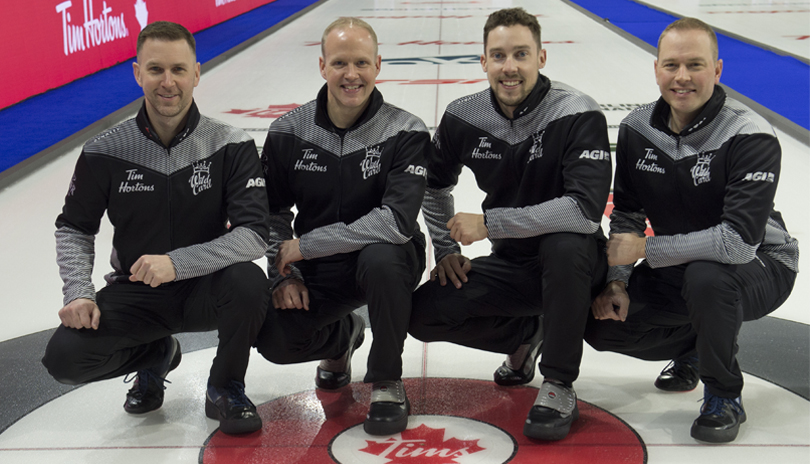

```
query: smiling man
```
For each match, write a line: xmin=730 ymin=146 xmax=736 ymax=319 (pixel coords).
xmin=254 ymin=17 xmax=429 ymax=436
xmin=41 ymin=22 xmax=271 ymax=435
xmin=585 ymin=18 xmax=798 ymax=443
xmin=408 ymin=8 xmax=611 ymax=441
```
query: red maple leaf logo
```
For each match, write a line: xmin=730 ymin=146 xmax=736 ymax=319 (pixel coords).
xmin=359 ymin=424 xmax=485 ymax=463
xmin=224 ymin=104 xmax=301 ymax=119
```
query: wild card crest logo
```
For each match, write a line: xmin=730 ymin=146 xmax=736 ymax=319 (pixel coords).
xmin=528 ymin=130 xmax=544 ymax=163
xmin=690 ymin=152 xmax=715 ymax=186
xmin=189 ymin=161 xmax=213 ymax=195
xmin=361 ymin=146 xmax=383 ymax=180
xmin=359 ymin=424 xmax=485 ymax=463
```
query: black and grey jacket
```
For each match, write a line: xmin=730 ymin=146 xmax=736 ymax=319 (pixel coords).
xmin=55 ymin=101 xmax=271 ymax=305
xmin=609 ymin=85 xmax=799 ymax=283
xmin=425 ymin=73 xmax=612 ymax=264
xmin=261 ymin=85 xmax=429 ymax=286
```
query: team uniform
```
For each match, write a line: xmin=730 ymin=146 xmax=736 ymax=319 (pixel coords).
xmin=255 ymin=85 xmax=428 ymax=385
xmin=410 ymin=74 xmax=611 ymax=390
xmin=42 ymin=101 xmax=271 ymax=391
xmin=585 ymin=86 xmax=798 ymax=399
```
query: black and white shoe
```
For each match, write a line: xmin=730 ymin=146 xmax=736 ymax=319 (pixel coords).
xmin=690 ymin=389 xmax=746 ymax=443
xmin=524 ymin=380 xmax=579 ymax=441
xmin=494 ymin=316 xmax=543 ymax=386
xmin=205 ymin=380 xmax=262 ymax=435
xmin=316 ymin=312 xmax=365 ymax=390
xmin=123 ymin=336 xmax=182 ymax=414
xmin=364 ymin=380 xmax=410 ymax=436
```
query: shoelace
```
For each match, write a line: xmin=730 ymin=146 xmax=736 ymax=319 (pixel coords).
xmin=700 ymin=394 xmax=743 ymax=416
xmin=222 ymin=381 xmax=253 ymax=409
xmin=123 ymin=370 xmax=171 ymax=396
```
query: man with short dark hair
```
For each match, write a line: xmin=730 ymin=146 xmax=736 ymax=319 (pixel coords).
xmin=585 ymin=17 xmax=798 ymax=444
xmin=409 ymin=7 xmax=611 ymax=441
xmin=41 ymin=21 xmax=270 ymax=435
xmin=255 ymin=17 xmax=429 ymax=436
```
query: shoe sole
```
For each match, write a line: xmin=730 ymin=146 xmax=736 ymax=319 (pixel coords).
xmin=690 ymin=413 xmax=746 ymax=443
xmin=205 ymin=399 xmax=262 ymax=435
xmin=363 ymin=399 xmax=410 ymax=436
xmin=654 ymin=381 xmax=698 ymax=392
xmin=690 ymin=422 xmax=740 ymax=443
xmin=123 ymin=397 xmax=164 ymax=415
xmin=523 ymin=407 xmax=579 ymax=441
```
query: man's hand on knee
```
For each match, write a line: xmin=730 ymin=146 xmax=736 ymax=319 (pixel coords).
xmin=431 ymin=253 xmax=472 ymax=289
xmin=59 ymin=298 xmax=101 ymax=330
xmin=273 ymin=279 xmax=310 ymax=310
xmin=591 ymin=281 xmax=629 ymax=321
xmin=129 ymin=255 xmax=176 ymax=287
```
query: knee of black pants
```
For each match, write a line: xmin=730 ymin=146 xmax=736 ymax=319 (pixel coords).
xmin=218 ymin=262 xmax=270 ymax=300
xmin=214 ymin=262 xmax=270 ymax=315
xmin=254 ymin=307 xmax=312 ymax=365
xmin=41 ymin=328 xmax=87 ymax=385
xmin=536 ymin=232 xmax=593 ymax=271
xmin=682 ymin=261 xmax=739 ymax=322
xmin=409 ymin=280 xmax=454 ymax=343
xmin=583 ymin=314 xmax=622 ymax=353
xmin=356 ymin=243 xmax=417 ymax=289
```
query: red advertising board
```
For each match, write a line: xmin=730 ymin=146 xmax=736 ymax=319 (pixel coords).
xmin=0 ymin=0 xmax=277 ymax=110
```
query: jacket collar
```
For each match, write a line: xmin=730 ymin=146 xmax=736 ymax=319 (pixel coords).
xmin=651 ymin=85 xmax=726 ymax=136
xmin=489 ymin=73 xmax=551 ymax=120
xmin=314 ymin=84 xmax=384 ymax=132
xmin=136 ymin=99 xmax=200 ymax=148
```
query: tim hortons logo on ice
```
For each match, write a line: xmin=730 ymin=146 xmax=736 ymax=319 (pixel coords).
xmin=359 ymin=424 xmax=485 ymax=463
xmin=55 ymin=0 xmax=132 ymax=56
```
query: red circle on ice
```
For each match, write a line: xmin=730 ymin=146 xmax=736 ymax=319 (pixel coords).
xmin=201 ymin=378 xmax=646 ymax=463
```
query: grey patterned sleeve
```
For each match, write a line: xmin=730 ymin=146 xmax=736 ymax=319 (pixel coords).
xmin=298 ymin=206 xmax=409 ymax=260
xmin=168 ymin=226 xmax=268 ymax=280
xmin=485 ymin=196 xmax=599 ymax=239
xmin=645 ymin=221 xmax=757 ymax=268
xmin=266 ymin=208 xmax=304 ymax=287
xmin=55 ymin=226 xmax=97 ymax=305
xmin=422 ymin=185 xmax=461 ymax=263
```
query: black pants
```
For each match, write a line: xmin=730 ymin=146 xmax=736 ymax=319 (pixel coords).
xmin=409 ymin=233 xmax=607 ymax=384
xmin=42 ymin=262 xmax=269 ymax=388
xmin=254 ymin=241 xmax=425 ymax=383
xmin=584 ymin=253 xmax=796 ymax=398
